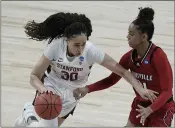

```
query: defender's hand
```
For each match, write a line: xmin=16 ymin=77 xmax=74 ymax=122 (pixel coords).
xmin=136 ymin=105 xmax=153 ymax=126
xmin=73 ymin=87 xmax=89 ymax=100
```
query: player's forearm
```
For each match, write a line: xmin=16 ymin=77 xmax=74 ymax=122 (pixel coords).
xmin=30 ymin=74 xmax=45 ymax=92
xmin=150 ymin=90 xmax=173 ymax=112
xmin=122 ymin=70 xmax=143 ymax=91
xmin=87 ymin=73 xmax=121 ymax=93
xmin=105 ymin=61 xmax=142 ymax=92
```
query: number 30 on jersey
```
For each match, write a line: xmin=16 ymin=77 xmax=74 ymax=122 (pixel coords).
xmin=61 ymin=71 xmax=78 ymax=81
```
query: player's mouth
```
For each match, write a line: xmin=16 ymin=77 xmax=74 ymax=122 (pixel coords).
xmin=128 ymin=41 xmax=133 ymax=47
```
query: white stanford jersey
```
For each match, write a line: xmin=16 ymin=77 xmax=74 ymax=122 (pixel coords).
xmin=43 ymin=37 xmax=105 ymax=90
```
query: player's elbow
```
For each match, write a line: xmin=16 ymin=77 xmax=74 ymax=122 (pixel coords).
xmin=162 ymin=87 xmax=173 ymax=98
xmin=164 ymin=88 xmax=173 ymax=93
xmin=30 ymin=74 xmax=36 ymax=86
xmin=30 ymin=72 xmax=41 ymax=87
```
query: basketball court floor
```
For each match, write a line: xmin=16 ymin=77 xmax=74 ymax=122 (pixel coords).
xmin=1 ymin=1 xmax=174 ymax=127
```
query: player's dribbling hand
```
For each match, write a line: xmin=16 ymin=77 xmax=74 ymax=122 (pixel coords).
xmin=136 ymin=105 xmax=153 ymax=126
xmin=73 ymin=87 xmax=89 ymax=100
xmin=38 ymin=87 xmax=55 ymax=94
xmin=139 ymin=88 xmax=159 ymax=103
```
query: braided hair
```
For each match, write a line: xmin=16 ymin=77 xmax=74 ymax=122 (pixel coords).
xmin=24 ymin=12 xmax=92 ymax=44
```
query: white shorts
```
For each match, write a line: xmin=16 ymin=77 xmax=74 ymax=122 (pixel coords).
xmin=42 ymin=76 xmax=78 ymax=118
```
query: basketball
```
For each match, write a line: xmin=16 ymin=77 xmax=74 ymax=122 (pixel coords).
xmin=33 ymin=91 xmax=62 ymax=120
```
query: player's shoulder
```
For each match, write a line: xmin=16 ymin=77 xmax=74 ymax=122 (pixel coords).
xmin=118 ymin=49 xmax=133 ymax=66
xmin=121 ymin=48 xmax=133 ymax=59
xmin=150 ymin=42 xmax=169 ymax=64
xmin=85 ymin=41 xmax=94 ymax=48
xmin=151 ymin=43 xmax=166 ymax=57
xmin=83 ymin=41 xmax=97 ymax=52
xmin=47 ymin=37 xmax=66 ymax=49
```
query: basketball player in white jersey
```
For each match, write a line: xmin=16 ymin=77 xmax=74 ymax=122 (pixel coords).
xmin=13 ymin=12 xmax=158 ymax=127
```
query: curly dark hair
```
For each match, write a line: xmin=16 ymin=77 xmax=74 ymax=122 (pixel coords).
xmin=24 ymin=12 xmax=92 ymax=44
xmin=133 ymin=7 xmax=155 ymax=41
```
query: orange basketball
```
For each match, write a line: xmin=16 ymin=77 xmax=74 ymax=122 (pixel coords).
xmin=33 ymin=91 xmax=62 ymax=120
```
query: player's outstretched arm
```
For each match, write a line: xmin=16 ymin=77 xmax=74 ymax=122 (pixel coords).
xmin=99 ymin=53 xmax=158 ymax=102
xmin=100 ymin=54 xmax=140 ymax=89
xmin=86 ymin=52 xmax=130 ymax=93
xmin=73 ymin=51 xmax=130 ymax=100
xmin=73 ymin=53 xmax=158 ymax=101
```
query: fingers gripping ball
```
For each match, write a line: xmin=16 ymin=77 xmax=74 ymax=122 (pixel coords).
xmin=33 ymin=91 xmax=62 ymax=120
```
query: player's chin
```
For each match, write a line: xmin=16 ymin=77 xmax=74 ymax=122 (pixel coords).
xmin=128 ymin=42 xmax=135 ymax=48
xmin=128 ymin=43 xmax=133 ymax=47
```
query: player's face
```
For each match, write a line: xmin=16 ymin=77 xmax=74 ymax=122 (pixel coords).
xmin=127 ymin=23 xmax=144 ymax=49
xmin=67 ymin=35 xmax=87 ymax=56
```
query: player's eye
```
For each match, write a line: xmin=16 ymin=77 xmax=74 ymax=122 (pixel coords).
xmin=74 ymin=43 xmax=86 ymax=47
xmin=74 ymin=43 xmax=80 ymax=46
xmin=128 ymin=33 xmax=134 ymax=36
xmin=128 ymin=31 xmax=135 ymax=36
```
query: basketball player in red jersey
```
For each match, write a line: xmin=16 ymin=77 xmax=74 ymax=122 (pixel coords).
xmin=74 ymin=7 xmax=175 ymax=127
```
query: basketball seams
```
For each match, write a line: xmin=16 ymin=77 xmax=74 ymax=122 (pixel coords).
xmin=37 ymin=95 xmax=49 ymax=118
xmin=54 ymin=95 xmax=62 ymax=115
xmin=49 ymin=92 xmax=52 ymax=119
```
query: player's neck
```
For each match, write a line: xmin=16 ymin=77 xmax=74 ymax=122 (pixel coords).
xmin=136 ymin=41 xmax=150 ymax=58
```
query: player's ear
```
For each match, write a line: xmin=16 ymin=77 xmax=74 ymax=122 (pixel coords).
xmin=141 ymin=33 xmax=148 ymax=42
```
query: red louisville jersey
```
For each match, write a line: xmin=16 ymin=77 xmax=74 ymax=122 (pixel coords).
xmin=127 ymin=42 xmax=173 ymax=101
xmin=88 ymin=42 xmax=173 ymax=111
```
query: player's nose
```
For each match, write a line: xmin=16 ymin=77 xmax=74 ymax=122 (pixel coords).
xmin=127 ymin=35 xmax=132 ymax=42
xmin=127 ymin=34 xmax=130 ymax=40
